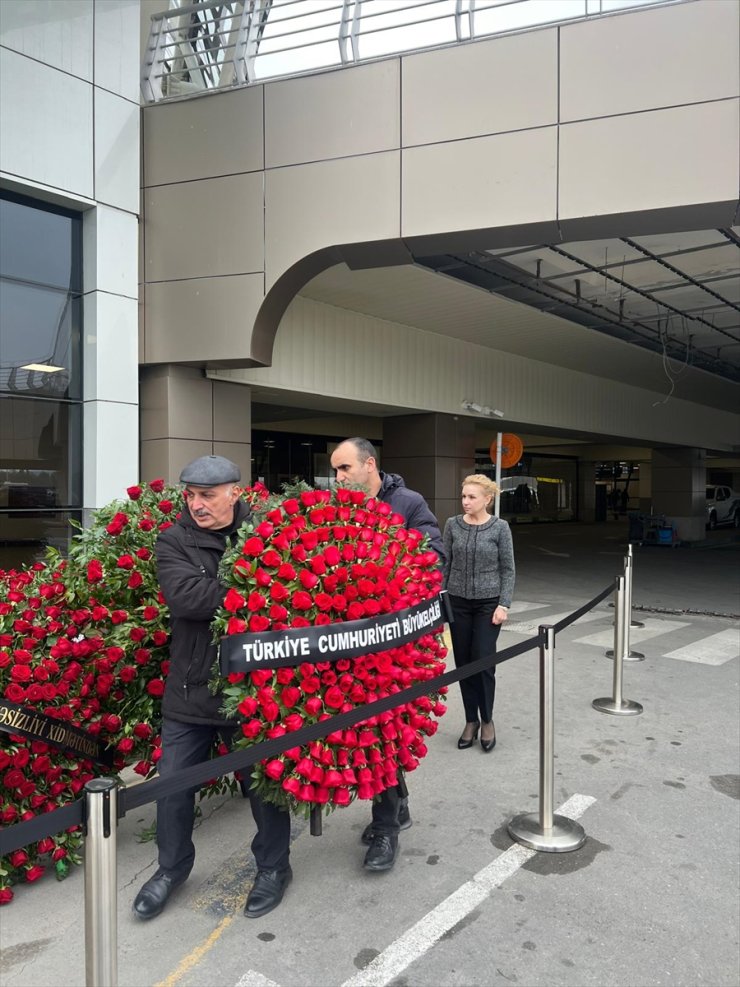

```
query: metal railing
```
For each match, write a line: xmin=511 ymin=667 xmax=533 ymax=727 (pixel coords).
xmin=142 ymin=0 xmax=681 ymax=102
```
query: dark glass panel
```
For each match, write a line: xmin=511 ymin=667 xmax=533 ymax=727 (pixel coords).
xmin=0 ymin=509 xmax=81 ymax=571
xmin=0 ymin=280 xmax=82 ymax=399
xmin=0 ymin=193 xmax=81 ymax=291
xmin=0 ymin=397 xmax=82 ymax=508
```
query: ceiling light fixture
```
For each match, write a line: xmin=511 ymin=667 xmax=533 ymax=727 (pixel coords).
xmin=21 ymin=363 xmax=65 ymax=373
xmin=461 ymin=399 xmax=504 ymax=418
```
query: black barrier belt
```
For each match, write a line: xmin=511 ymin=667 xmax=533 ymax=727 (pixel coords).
xmin=551 ymin=583 xmax=613 ymax=634
xmin=0 ymin=583 xmax=612 ymax=856
xmin=0 ymin=700 xmax=115 ymax=768
xmin=0 ymin=631 xmax=538 ymax=855
xmin=220 ymin=593 xmax=446 ymax=673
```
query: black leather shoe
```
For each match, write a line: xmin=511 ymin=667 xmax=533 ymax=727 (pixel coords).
xmin=480 ymin=722 xmax=497 ymax=752
xmin=363 ymin=834 xmax=398 ymax=872
xmin=457 ymin=722 xmax=480 ymax=749
xmin=132 ymin=872 xmax=185 ymax=920
xmin=360 ymin=798 xmax=412 ymax=845
xmin=244 ymin=866 xmax=293 ymax=918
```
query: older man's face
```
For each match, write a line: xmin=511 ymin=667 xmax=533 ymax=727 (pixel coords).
xmin=183 ymin=482 xmax=240 ymax=530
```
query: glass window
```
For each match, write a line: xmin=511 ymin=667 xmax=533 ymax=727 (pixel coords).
xmin=0 ymin=192 xmax=82 ymax=569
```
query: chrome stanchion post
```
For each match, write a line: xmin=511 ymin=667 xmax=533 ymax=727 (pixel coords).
xmin=606 ymin=551 xmax=645 ymax=661
xmin=84 ymin=778 xmax=118 ymax=987
xmin=627 ymin=544 xmax=644 ymax=628
xmin=594 ymin=577 xmax=643 ymax=716
xmin=508 ymin=625 xmax=586 ymax=852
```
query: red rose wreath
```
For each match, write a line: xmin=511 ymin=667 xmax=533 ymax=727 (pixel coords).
xmin=214 ymin=485 xmax=448 ymax=815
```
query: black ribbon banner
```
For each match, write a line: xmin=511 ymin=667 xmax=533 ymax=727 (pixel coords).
xmin=0 ymin=700 xmax=115 ymax=768
xmin=220 ymin=592 xmax=447 ymax=674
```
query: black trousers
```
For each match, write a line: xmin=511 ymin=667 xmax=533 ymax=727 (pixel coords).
xmin=447 ymin=595 xmax=501 ymax=724
xmin=155 ymin=718 xmax=291 ymax=879
xmin=154 ymin=719 xmax=398 ymax=879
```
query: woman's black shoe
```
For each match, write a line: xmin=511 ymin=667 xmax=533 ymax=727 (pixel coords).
xmin=457 ymin=722 xmax=480 ymax=749
xmin=480 ymin=723 xmax=496 ymax=752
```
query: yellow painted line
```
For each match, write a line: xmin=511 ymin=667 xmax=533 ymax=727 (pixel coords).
xmin=154 ymin=913 xmax=237 ymax=987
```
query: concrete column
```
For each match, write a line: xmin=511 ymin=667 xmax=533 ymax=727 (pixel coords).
xmin=577 ymin=460 xmax=597 ymax=522
xmin=650 ymin=447 xmax=706 ymax=543
xmin=380 ymin=413 xmax=475 ymax=528
xmin=139 ymin=365 xmax=251 ymax=485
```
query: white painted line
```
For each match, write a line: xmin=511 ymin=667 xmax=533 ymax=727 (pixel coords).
xmin=508 ymin=600 xmax=550 ymax=614
xmin=340 ymin=794 xmax=596 ymax=987
xmin=504 ymin=610 xmax=604 ymax=635
xmin=235 ymin=971 xmax=281 ymax=987
xmin=574 ymin=617 xmax=689 ymax=648
xmin=664 ymin=628 xmax=740 ymax=666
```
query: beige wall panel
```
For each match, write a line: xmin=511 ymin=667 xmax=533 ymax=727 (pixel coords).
xmin=212 ymin=296 xmax=739 ymax=452
xmin=143 ymin=86 xmax=264 ymax=187
xmin=140 ymin=438 xmax=213 ymax=485
xmin=560 ymin=1 xmax=739 ymax=122
xmin=213 ymin=381 xmax=252 ymax=443
xmin=402 ymin=127 xmax=556 ymax=237
xmin=265 ymin=60 xmax=400 ymax=168
xmin=144 ymin=274 xmax=265 ymax=364
xmin=264 ymin=152 xmax=400 ymax=288
xmin=213 ymin=441 xmax=252 ymax=483
xmin=402 ymin=29 xmax=557 ymax=146
xmin=559 ymin=100 xmax=739 ymax=221
xmin=145 ymin=172 xmax=264 ymax=282
xmin=139 ymin=369 xmax=212 ymax=440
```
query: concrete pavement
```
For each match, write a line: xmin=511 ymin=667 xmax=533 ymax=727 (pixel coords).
xmin=1 ymin=519 xmax=738 ymax=987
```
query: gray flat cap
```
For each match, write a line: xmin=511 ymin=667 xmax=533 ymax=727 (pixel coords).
xmin=179 ymin=455 xmax=241 ymax=486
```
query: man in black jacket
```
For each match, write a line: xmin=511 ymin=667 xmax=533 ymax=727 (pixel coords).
xmin=330 ymin=437 xmax=445 ymax=872
xmin=132 ymin=454 xmax=262 ymax=920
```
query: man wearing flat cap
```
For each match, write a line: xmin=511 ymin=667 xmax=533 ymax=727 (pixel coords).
xmin=133 ymin=454 xmax=258 ymax=920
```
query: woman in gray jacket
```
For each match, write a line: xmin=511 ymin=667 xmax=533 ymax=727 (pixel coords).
xmin=443 ymin=475 xmax=515 ymax=752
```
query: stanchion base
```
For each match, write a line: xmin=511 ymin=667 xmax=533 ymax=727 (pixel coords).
xmin=605 ymin=649 xmax=645 ymax=661
xmin=592 ymin=697 xmax=643 ymax=716
xmin=630 ymin=620 xmax=645 ymax=628
xmin=507 ymin=812 xmax=586 ymax=852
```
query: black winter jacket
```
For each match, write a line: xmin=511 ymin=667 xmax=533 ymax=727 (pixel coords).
xmin=155 ymin=500 xmax=251 ymax=725
xmin=378 ymin=472 xmax=446 ymax=564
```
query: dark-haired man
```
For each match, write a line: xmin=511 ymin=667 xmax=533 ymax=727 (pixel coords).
xmin=330 ymin=437 xmax=445 ymax=872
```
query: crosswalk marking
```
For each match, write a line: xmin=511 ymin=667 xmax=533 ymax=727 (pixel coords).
xmin=664 ymin=628 xmax=740 ymax=666
xmin=504 ymin=609 xmax=605 ymax=635
xmin=574 ymin=617 xmax=690 ymax=649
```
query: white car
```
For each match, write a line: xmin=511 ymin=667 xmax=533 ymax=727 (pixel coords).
xmin=706 ymin=485 xmax=740 ymax=529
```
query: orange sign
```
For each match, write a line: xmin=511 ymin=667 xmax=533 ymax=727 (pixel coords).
xmin=489 ymin=433 xmax=523 ymax=469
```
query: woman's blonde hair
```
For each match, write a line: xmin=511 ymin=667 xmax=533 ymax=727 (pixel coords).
xmin=462 ymin=474 xmax=500 ymax=503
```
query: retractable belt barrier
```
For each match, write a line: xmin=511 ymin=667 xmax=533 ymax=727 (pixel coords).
xmin=0 ymin=579 xmax=625 ymax=857
xmin=0 ymin=625 xmax=538 ymax=856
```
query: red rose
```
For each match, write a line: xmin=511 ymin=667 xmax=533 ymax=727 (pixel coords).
xmin=291 ymin=591 xmax=313 ymax=612
xmin=10 ymin=850 xmax=29 ymax=868
xmin=152 ymin=630 xmax=168 ymax=646
xmin=119 ymin=665 xmax=137 ymax=683
xmin=117 ymin=554 xmax=135 ymax=569
xmin=264 ymin=760 xmax=285 ymax=780
xmin=142 ymin=605 xmax=159 ymax=620
xmin=248 ymin=614 xmax=270 ymax=632
xmin=224 ymin=588 xmax=246 ymax=613
xmin=146 ymin=679 xmax=165 ymax=697
xmin=117 ymin=737 xmax=135 ymax=754
xmin=86 ymin=560 xmax=104 ymax=583
xmin=149 ymin=478 xmax=165 ymax=492
xmin=127 ymin=485 xmax=142 ymax=500
xmin=158 ymin=499 xmax=173 ymax=514
xmin=128 ymin=572 xmax=144 ymax=589
xmin=110 ymin=610 xmax=128 ymax=624
xmin=247 ymin=592 xmax=266 ymax=612
xmin=242 ymin=537 xmax=265 ymax=557
xmin=269 ymin=583 xmax=290 ymax=603
xmin=25 ymin=865 xmax=46 ymax=882
xmin=280 ymin=686 xmax=301 ymax=708
xmin=299 ymin=570 xmax=319 ymax=590
xmin=227 ymin=617 xmax=247 ymax=635
xmin=0 ymin=887 xmax=14 ymax=905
